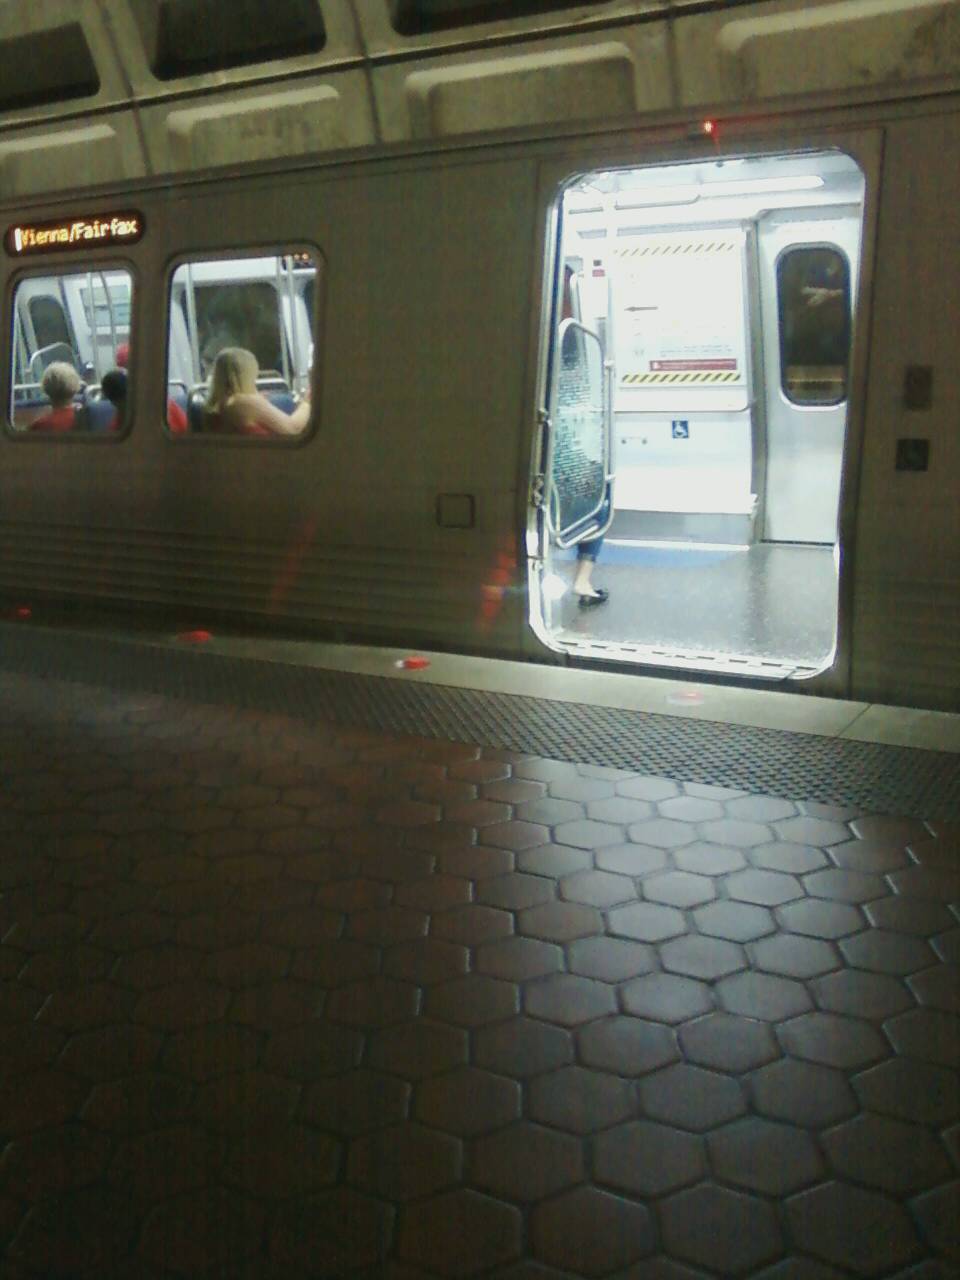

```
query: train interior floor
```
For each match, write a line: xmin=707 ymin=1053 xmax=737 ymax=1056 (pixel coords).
xmin=0 ymin=619 xmax=957 ymax=1278
xmin=546 ymin=541 xmax=837 ymax=674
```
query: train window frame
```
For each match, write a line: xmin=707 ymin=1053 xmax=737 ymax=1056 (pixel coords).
xmin=6 ymin=260 xmax=138 ymax=444
xmin=776 ymin=242 xmax=852 ymax=408
xmin=163 ymin=244 xmax=322 ymax=447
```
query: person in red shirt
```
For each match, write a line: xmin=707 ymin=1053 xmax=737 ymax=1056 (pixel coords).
xmin=29 ymin=363 xmax=81 ymax=433
xmin=115 ymin=340 xmax=189 ymax=433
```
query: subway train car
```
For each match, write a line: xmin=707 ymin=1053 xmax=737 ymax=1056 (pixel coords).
xmin=0 ymin=0 xmax=958 ymax=711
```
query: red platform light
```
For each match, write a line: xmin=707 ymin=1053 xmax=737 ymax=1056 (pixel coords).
xmin=177 ymin=629 xmax=212 ymax=644
xmin=396 ymin=655 xmax=430 ymax=670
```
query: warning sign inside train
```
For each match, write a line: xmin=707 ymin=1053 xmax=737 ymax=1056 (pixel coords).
xmin=5 ymin=211 xmax=144 ymax=257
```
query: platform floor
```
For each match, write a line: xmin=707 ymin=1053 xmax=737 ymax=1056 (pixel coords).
xmin=0 ymin=624 xmax=957 ymax=1278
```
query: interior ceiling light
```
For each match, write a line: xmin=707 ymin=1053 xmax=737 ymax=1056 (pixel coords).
xmin=614 ymin=186 xmax=702 ymax=209
xmin=700 ymin=175 xmax=825 ymax=196
xmin=613 ymin=173 xmax=824 ymax=210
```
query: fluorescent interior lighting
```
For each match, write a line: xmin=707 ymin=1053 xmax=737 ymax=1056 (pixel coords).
xmin=699 ymin=175 xmax=825 ymax=196
xmin=615 ymin=187 xmax=702 ymax=209
xmin=613 ymin=174 xmax=825 ymax=211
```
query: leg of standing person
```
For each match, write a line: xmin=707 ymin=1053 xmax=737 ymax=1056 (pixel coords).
xmin=573 ymin=530 xmax=609 ymax=607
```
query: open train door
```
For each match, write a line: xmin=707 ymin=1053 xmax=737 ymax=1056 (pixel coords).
xmin=529 ymin=145 xmax=875 ymax=681
xmin=543 ymin=317 xmax=614 ymax=554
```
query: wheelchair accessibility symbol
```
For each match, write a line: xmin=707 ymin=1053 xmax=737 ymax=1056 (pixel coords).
xmin=672 ymin=419 xmax=689 ymax=439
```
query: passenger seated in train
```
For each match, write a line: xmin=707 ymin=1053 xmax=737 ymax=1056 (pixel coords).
xmin=204 ymin=347 xmax=310 ymax=437
xmin=116 ymin=341 xmax=188 ymax=433
xmin=28 ymin=362 xmax=83 ymax=434
xmin=99 ymin=369 xmax=127 ymax=433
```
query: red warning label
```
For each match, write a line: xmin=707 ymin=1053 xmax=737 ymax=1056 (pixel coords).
xmin=649 ymin=358 xmax=738 ymax=371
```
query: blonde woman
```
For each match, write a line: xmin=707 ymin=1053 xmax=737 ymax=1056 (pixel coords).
xmin=29 ymin=362 xmax=82 ymax=433
xmin=205 ymin=347 xmax=310 ymax=438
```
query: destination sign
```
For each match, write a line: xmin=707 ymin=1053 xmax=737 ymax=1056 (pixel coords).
xmin=5 ymin=211 xmax=143 ymax=257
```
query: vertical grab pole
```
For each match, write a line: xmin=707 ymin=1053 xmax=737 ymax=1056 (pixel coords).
xmin=97 ymin=271 xmax=119 ymax=366
xmin=84 ymin=271 xmax=102 ymax=384
xmin=275 ymin=257 xmax=292 ymax=391
xmin=286 ymin=255 xmax=302 ymax=393
xmin=183 ymin=263 xmax=202 ymax=385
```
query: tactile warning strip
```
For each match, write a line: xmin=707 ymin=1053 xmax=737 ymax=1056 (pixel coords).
xmin=1 ymin=623 xmax=957 ymax=819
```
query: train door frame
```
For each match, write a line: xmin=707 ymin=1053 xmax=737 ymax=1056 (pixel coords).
xmin=526 ymin=126 xmax=882 ymax=700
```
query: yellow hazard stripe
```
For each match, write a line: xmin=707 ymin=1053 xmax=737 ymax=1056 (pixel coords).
xmin=615 ymin=241 xmax=736 ymax=257
xmin=620 ymin=371 xmax=741 ymax=385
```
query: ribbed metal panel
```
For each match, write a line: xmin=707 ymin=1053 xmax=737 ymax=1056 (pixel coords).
xmin=0 ymin=521 xmax=500 ymax=638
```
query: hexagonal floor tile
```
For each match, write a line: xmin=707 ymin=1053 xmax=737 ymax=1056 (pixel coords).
xmin=812 ymin=969 xmax=914 ymax=1021
xmin=347 ymin=1122 xmax=462 ymax=1201
xmin=717 ymin=971 xmax=812 ymax=1021
xmin=644 ymin=872 xmax=716 ymax=909
xmin=884 ymin=1008 xmax=960 ymax=1067
xmin=777 ymin=1011 xmax=888 ymax=1070
xmin=524 ymin=974 xmax=617 ymax=1027
xmin=566 ymin=936 xmax=656 ymax=983
xmin=475 ymin=1017 xmax=574 ymax=1079
xmin=853 ymin=1058 xmax=960 ymax=1126
xmin=786 ymin=1181 xmax=921 ymax=1275
xmin=708 ymin=1117 xmax=823 ymax=1194
xmin=415 ymin=1067 xmax=521 ymax=1137
xmin=750 ymin=1059 xmax=856 ymax=1128
xmin=776 ymin=899 xmax=865 ymax=939
xmin=694 ymin=900 xmax=776 ymax=942
xmin=609 ymin=903 xmax=686 ymax=944
xmin=518 ymin=902 xmax=602 ymax=944
xmin=621 ymin=973 xmax=714 ymax=1024
xmin=678 ymin=1013 xmax=780 ymax=1073
xmin=660 ymin=935 xmax=747 ymax=981
xmin=659 ymin=1183 xmax=783 ymax=1275
xmin=561 ymin=869 xmax=637 ymax=909
xmin=640 ymin=1063 xmax=747 ymax=1132
xmin=821 ymin=1114 xmax=952 ymax=1195
xmin=594 ymin=1120 xmax=706 ymax=1196
xmin=528 ymin=1065 xmax=636 ymax=1134
xmin=577 ymin=1016 xmax=679 ymax=1076
xmin=472 ymin=1121 xmax=584 ymax=1202
xmin=425 ymin=976 xmax=519 ymax=1028
xmin=476 ymin=936 xmax=563 ymax=982
xmin=530 ymin=1186 xmax=655 ymax=1276
xmin=911 ymin=1181 xmax=960 ymax=1265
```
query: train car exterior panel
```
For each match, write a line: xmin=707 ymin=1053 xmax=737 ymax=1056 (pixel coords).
xmin=850 ymin=112 xmax=960 ymax=710
xmin=1 ymin=0 xmax=959 ymax=709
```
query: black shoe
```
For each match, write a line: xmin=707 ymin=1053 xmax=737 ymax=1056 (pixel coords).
xmin=578 ymin=588 xmax=609 ymax=609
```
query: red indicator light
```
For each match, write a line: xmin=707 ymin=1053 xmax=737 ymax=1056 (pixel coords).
xmin=177 ymin=629 xmax=212 ymax=644
xmin=14 ymin=605 xmax=31 ymax=619
xmin=703 ymin=119 xmax=716 ymax=135
xmin=396 ymin=655 xmax=430 ymax=670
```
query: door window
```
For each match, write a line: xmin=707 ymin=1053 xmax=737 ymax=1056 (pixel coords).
xmin=28 ymin=296 xmax=71 ymax=350
xmin=777 ymin=246 xmax=851 ymax=405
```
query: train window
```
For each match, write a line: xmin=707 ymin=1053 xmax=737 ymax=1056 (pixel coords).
xmin=28 ymin=297 xmax=71 ymax=351
xmin=777 ymin=246 xmax=851 ymax=406
xmin=391 ymin=0 xmax=610 ymax=34
xmin=166 ymin=250 xmax=318 ymax=441
xmin=9 ymin=269 xmax=133 ymax=438
xmin=136 ymin=0 xmax=326 ymax=80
